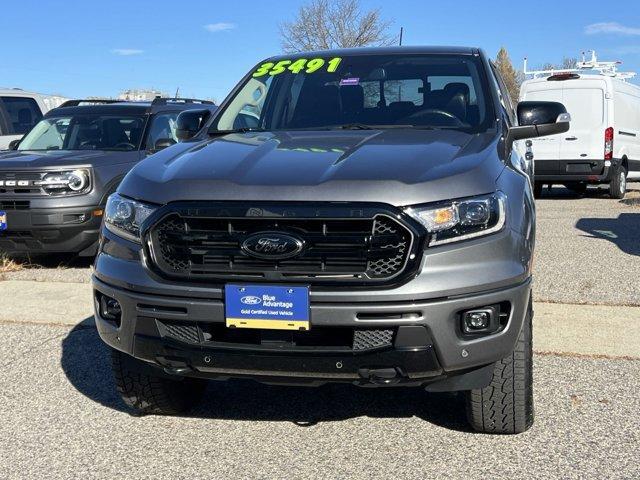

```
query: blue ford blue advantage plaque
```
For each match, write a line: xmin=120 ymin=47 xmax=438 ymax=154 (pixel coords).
xmin=225 ymin=284 xmax=310 ymax=331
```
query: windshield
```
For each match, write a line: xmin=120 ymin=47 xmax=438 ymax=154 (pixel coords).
xmin=18 ymin=114 xmax=146 ymax=151
xmin=214 ymin=54 xmax=495 ymax=133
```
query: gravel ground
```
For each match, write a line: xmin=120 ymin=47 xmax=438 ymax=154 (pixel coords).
xmin=533 ymin=182 xmax=640 ymax=306
xmin=0 ymin=321 xmax=638 ymax=480
xmin=2 ymin=183 xmax=639 ymax=305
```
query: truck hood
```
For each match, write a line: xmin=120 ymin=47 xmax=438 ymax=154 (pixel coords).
xmin=0 ymin=149 xmax=140 ymax=169
xmin=119 ymin=129 xmax=503 ymax=207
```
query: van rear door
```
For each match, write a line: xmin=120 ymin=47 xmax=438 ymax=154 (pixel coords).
xmin=558 ymin=81 xmax=607 ymax=161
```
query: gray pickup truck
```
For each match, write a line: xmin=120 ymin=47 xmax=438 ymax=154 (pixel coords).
xmin=92 ymin=46 xmax=569 ymax=433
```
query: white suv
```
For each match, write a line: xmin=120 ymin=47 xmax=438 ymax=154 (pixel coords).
xmin=0 ymin=88 xmax=67 ymax=150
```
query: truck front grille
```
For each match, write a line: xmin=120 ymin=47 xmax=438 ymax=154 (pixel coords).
xmin=157 ymin=320 xmax=396 ymax=352
xmin=146 ymin=204 xmax=418 ymax=285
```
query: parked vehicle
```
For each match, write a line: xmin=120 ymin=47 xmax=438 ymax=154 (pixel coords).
xmin=0 ymin=98 xmax=215 ymax=255
xmin=93 ymin=46 xmax=569 ymax=433
xmin=521 ymin=51 xmax=640 ymax=198
xmin=0 ymin=88 xmax=67 ymax=150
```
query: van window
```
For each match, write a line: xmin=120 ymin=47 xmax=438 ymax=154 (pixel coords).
xmin=0 ymin=96 xmax=43 ymax=134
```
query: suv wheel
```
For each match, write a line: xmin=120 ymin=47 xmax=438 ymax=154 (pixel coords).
xmin=111 ymin=348 xmax=206 ymax=415
xmin=465 ymin=299 xmax=534 ymax=434
xmin=609 ymin=165 xmax=627 ymax=199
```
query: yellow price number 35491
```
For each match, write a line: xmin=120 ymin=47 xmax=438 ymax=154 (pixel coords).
xmin=252 ymin=57 xmax=342 ymax=77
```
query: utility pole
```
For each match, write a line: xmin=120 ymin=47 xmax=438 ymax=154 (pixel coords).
xmin=399 ymin=27 xmax=403 ymax=46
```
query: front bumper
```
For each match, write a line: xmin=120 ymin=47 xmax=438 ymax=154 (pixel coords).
xmin=0 ymin=204 xmax=102 ymax=255
xmin=534 ymin=158 xmax=621 ymax=183
xmin=93 ymin=272 xmax=532 ymax=387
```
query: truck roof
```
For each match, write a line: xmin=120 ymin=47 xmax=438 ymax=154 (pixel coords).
xmin=267 ymin=46 xmax=481 ymax=61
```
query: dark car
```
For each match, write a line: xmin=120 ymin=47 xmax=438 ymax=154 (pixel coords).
xmin=92 ymin=47 xmax=569 ymax=433
xmin=0 ymin=98 xmax=215 ymax=256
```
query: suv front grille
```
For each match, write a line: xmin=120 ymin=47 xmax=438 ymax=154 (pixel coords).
xmin=146 ymin=205 xmax=417 ymax=285
xmin=0 ymin=200 xmax=30 ymax=210
xmin=0 ymin=172 xmax=44 ymax=195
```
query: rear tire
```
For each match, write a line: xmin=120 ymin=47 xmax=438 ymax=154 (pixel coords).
xmin=609 ymin=165 xmax=627 ymax=199
xmin=111 ymin=348 xmax=206 ymax=415
xmin=533 ymin=182 xmax=543 ymax=199
xmin=465 ymin=300 xmax=534 ymax=434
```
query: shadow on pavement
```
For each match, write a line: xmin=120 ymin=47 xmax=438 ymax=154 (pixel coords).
xmin=575 ymin=213 xmax=640 ymax=257
xmin=537 ymin=184 xmax=612 ymax=200
xmin=61 ymin=317 xmax=471 ymax=431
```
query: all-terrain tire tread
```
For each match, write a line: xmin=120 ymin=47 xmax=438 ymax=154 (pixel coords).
xmin=465 ymin=300 xmax=534 ymax=434
xmin=111 ymin=349 xmax=205 ymax=415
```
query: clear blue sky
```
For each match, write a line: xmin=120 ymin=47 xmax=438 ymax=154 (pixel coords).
xmin=2 ymin=0 xmax=640 ymax=102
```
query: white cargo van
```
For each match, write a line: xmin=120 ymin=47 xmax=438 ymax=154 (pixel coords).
xmin=520 ymin=54 xmax=640 ymax=198
xmin=0 ymin=88 xmax=68 ymax=150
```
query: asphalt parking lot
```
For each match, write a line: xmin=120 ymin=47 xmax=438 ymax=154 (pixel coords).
xmin=534 ymin=182 xmax=640 ymax=306
xmin=0 ymin=321 xmax=638 ymax=479
xmin=0 ymin=183 xmax=639 ymax=479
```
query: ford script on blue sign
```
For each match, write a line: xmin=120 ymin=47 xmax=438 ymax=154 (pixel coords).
xmin=225 ymin=284 xmax=310 ymax=331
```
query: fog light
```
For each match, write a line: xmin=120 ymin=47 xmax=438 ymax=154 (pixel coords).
xmin=462 ymin=307 xmax=496 ymax=334
xmin=99 ymin=294 xmax=122 ymax=326
xmin=468 ymin=312 xmax=489 ymax=329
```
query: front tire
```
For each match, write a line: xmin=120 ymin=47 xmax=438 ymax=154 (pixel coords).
xmin=465 ymin=300 xmax=534 ymax=434
xmin=111 ymin=348 xmax=206 ymax=415
xmin=609 ymin=165 xmax=627 ymax=199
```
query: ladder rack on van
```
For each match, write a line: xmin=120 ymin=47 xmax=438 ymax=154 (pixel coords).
xmin=523 ymin=51 xmax=636 ymax=81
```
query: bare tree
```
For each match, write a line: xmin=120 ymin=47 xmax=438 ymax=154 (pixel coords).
xmin=540 ymin=57 xmax=578 ymax=71
xmin=279 ymin=0 xmax=395 ymax=53
xmin=561 ymin=57 xmax=578 ymax=69
xmin=495 ymin=47 xmax=522 ymax=105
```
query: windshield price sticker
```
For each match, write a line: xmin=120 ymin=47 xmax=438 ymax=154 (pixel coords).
xmin=253 ymin=57 xmax=342 ymax=77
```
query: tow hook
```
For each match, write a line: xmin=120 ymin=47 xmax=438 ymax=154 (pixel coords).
xmin=156 ymin=356 xmax=193 ymax=376
xmin=358 ymin=367 xmax=403 ymax=385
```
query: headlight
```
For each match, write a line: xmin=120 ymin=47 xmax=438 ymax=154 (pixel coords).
xmin=35 ymin=169 xmax=91 ymax=195
xmin=406 ymin=192 xmax=506 ymax=246
xmin=104 ymin=193 xmax=157 ymax=242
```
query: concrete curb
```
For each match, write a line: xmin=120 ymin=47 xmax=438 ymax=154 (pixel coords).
xmin=0 ymin=280 xmax=638 ymax=358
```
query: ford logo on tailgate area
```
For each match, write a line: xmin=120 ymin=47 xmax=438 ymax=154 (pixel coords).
xmin=241 ymin=232 xmax=305 ymax=260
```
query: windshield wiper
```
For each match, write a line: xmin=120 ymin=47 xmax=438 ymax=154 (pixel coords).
xmin=329 ymin=123 xmax=416 ymax=130
xmin=209 ymin=127 xmax=266 ymax=136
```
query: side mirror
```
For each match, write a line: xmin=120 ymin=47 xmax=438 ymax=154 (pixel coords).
xmin=153 ymin=138 xmax=176 ymax=152
xmin=8 ymin=139 xmax=21 ymax=150
xmin=175 ymin=109 xmax=212 ymax=141
xmin=506 ymin=101 xmax=571 ymax=145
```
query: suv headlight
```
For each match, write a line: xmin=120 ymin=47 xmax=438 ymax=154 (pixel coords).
xmin=104 ymin=193 xmax=157 ymax=242
xmin=406 ymin=192 xmax=506 ymax=246
xmin=35 ymin=169 xmax=91 ymax=195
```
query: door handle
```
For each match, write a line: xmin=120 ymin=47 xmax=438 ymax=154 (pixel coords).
xmin=565 ymin=136 xmax=578 ymax=141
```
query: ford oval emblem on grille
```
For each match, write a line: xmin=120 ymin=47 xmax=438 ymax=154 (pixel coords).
xmin=241 ymin=232 xmax=305 ymax=260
